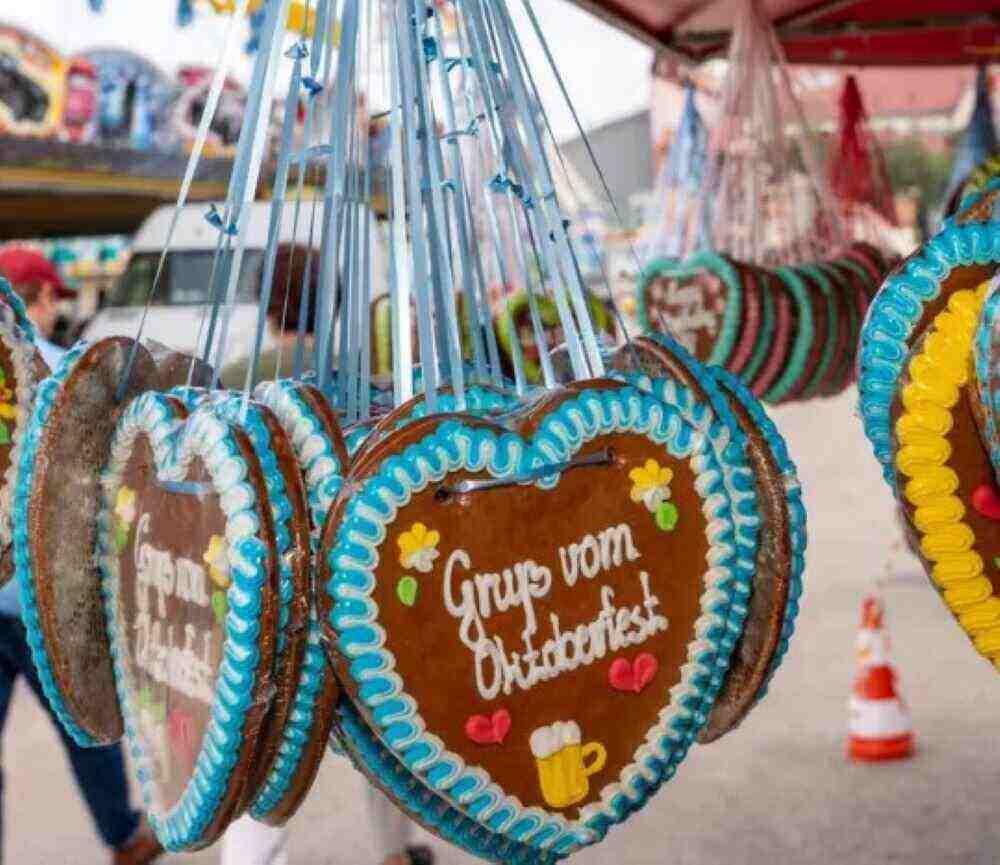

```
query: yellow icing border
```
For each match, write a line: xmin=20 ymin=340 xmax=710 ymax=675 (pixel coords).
xmin=896 ymin=282 xmax=1000 ymax=667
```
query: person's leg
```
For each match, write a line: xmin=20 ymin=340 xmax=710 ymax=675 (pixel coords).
xmin=7 ymin=616 xmax=139 ymax=849
xmin=0 ymin=614 xmax=23 ymax=859
xmin=367 ymin=784 xmax=431 ymax=865
xmin=219 ymin=814 xmax=288 ymax=865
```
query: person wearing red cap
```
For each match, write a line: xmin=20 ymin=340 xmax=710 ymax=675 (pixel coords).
xmin=0 ymin=247 xmax=77 ymax=368
xmin=0 ymin=247 xmax=162 ymax=865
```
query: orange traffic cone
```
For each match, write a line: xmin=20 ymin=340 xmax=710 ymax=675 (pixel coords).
xmin=847 ymin=593 xmax=914 ymax=762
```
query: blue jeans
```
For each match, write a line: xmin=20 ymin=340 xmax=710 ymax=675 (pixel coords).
xmin=0 ymin=613 xmax=139 ymax=851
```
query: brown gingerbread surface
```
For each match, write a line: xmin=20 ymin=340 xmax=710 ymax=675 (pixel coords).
xmin=26 ymin=337 xmax=157 ymax=743
xmin=786 ymin=267 xmax=832 ymax=401
xmin=237 ymin=405 xmax=311 ymax=812
xmin=727 ymin=262 xmax=763 ymax=377
xmin=699 ymin=382 xmax=790 ymax=741
xmin=749 ymin=269 xmax=795 ymax=398
xmin=813 ymin=262 xmax=855 ymax=397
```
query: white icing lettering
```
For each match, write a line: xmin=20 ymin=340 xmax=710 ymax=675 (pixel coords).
xmin=129 ymin=508 xmax=215 ymax=707
xmin=441 ymin=523 xmax=669 ymax=700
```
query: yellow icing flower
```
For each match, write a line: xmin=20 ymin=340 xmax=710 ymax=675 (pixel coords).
xmin=0 ymin=385 xmax=15 ymax=421
xmin=115 ymin=487 xmax=137 ymax=526
xmin=629 ymin=459 xmax=674 ymax=513
xmin=397 ymin=522 xmax=440 ymax=573
xmin=203 ymin=535 xmax=230 ymax=589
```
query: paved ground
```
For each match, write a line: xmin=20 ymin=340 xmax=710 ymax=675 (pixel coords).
xmin=6 ymin=388 xmax=1000 ymax=864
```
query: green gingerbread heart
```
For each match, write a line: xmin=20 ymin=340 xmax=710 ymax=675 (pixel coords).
xmin=397 ymin=576 xmax=418 ymax=607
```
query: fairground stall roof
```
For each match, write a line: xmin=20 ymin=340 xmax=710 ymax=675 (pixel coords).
xmin=570 ymin=0 xmax=1000 ymax=66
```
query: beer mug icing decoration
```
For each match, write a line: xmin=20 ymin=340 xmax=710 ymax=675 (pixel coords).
xmin=530 ymin=721 xmax=607 ymax=809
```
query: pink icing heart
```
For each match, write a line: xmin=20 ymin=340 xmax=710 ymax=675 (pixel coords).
xmin=464 ymin=709 xmax=511 ymax=745
xmin=972 ymin=484 xmax=1000 ymax=521
xmin=609 ymin=653 xmax=659 ymax=694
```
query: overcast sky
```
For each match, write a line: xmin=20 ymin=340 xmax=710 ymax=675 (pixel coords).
xmin=4 ymin=0 xmax=652 ymax=140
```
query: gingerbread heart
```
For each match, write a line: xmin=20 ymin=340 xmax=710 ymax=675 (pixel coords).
xmin=251 ymin=379 xmax=349 ymax=823
xmin=98 ymin=393 xmax=280 ymax=850
xmin=321 ymin=381 xmax=757 ymax=855
xmin=636 ymin=251 xmax=743 ymax=368
xmin=13 ymin=337 xmax=158 ymax=746
xmin=860 ymin=176 xmax=1000 ymax=486
xmin=894 ymin=281 xmax=1000 ymax=667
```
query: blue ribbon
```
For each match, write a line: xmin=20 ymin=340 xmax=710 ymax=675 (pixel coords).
xmin=301 ymin=75 xmax=324 ymax=96
xmin=204 ymin=204 xmax=238 ymax=236
xmin=177 ymin=0 xmax=194 ymax=26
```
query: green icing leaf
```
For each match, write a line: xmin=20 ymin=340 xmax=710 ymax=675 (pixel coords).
xmin=655 ymin=502 xmax=679 ymax=532
xmin=114 ymin=521 xmax=129 ymax=553
xmin=397 ymin=575 xmax=418 ymax=607
xmin=212 ymin=590 xmax=228 ymax=625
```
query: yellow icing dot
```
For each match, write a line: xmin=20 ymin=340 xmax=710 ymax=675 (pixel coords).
xmin=942 ymin=577 xmax=993 ymax=609
xmin=896 ymin=439 xmax=952 ymax=475
xmin=973 ymin=627 xmax=1000 ymax=655
xmin=894 ymin=281 xmax=1000 ymax=666
xmin=932 ymin=551 xmax=984 ymax=586
xmin=896 ymin=407 xmax=952 ymax=440
xmin=904 ymin=466 xmax=959 ymax=504
xmin=912 ymin=496 xmax=965 ymax=532
xmin=920 ymin=523 xmax=975 ymax=560
xmin=959 ymin=597 xmax=1000 ymax=632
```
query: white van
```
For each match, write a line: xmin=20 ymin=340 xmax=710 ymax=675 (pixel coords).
xmin=83 ymin=200 xmax=328 ymax=362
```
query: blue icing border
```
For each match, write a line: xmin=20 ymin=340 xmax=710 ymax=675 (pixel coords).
xmin=255 ymin=380 xmax=346 ymax=540
xmin=708 ymin=367 xmax=806 ymax=693
xmin=0 ymin=276 xmax=37 ymax=342
xmin=12 ymin=340 xmax=98 ymax=747
xmin=252 ymin=379 xmax=346 ymax=814
xmin=336 ymin=701 xmax=554 ymax=865
xmin=344 ymin=423 xmax=371 ymax=457
xmin=98 ymin=393 xmax=274 ymax=850
xmin=326 ymin=384 xmax=755 ymax=854
xmin=859 ymin=177 xmax=1000 ymax=485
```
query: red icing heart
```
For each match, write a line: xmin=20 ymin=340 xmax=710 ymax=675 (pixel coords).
xmin=972 ymin=484 xmax=1000 ymax=521
xmin=608 ymin=653 xmax=659 ymax=694
xmin=464 ymin=709 xmax=512 ymax=745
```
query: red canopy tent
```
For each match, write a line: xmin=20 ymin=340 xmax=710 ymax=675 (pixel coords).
xmin=569 ymin=0 xmax=999 ymax=66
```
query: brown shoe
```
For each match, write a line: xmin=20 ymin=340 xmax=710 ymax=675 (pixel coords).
xmin=112 ymin=817 xmax=163 ymax=865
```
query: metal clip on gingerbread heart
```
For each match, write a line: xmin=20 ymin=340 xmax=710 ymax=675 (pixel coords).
xmin=858 ymin=175 xmax=1000 ymax=671
xmin=6 ymin=0 xmax=807 ymax=858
